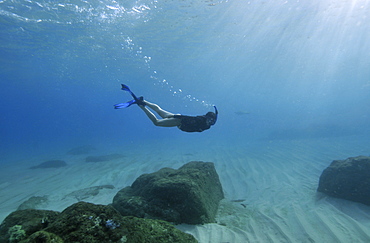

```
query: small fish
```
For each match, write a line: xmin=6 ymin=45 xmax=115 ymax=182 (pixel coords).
xmin=230 ymin=199 xmax=246 ymax=203
xmin=234 ymin=111 xmax=250 ymax=115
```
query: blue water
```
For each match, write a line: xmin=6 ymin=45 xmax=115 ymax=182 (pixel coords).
xmin=1 ymin=0 xmax=370 ymax=160
xmin=2 ymin=1 xmax=370 ymax=241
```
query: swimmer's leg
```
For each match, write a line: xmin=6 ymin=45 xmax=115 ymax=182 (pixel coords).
xmin=143 ymin=101 xmax=176 ymax=119
xmin=139 ymin=105 xmax=180 ymax=127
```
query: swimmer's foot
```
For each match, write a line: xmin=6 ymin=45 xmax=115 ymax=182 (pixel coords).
xmin=115 ymin=84 xmax=145 ymax=108
xmin=114 ymin=97 xmax=145 ymax=109
xmin=135 ymin=96 xmax=146 ymax=106
xmin=114 ymin=99 xmax=136 ymax=109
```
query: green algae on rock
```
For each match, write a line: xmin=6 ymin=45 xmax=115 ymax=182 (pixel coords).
xmin=45 ymin=201 xmax=197 ymax=243
xmin=23 ymin=231 xmax=63 ymax=243
xmin=44 ymin=202 xmax=127 ymax=243
xmin=0 ymin=209 xmax=60 ymax=243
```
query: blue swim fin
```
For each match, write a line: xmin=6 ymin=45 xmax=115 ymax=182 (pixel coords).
xmin=114 ymin=96 xmax=145 ymax=109
xmin=119 ymin=84 xmax=146 ymax=106
xmin=114 ymin=99 xmax=136 ymax=109
xmin=121 ymin=84 xmax=139 ymax=100
xmin=121 ymin=84 xmax=131 ymax=92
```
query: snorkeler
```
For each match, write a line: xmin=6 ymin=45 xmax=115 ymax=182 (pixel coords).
xmin=114 ymin=84 xmax=218 ymax=132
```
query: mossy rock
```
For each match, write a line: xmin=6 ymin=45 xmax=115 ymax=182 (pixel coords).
xmin=1 ymin=202 xmax=197 ymax=243
xmin=119 ymin=216 xmax=197 ymax=243
xmin=22 ymin=231 xmax=63 ymax=243
xmin=0 ymin=209 xmax=59 ymax=243
xmin=8 ymin=225 xmax=26 ymax=243
xmin=44 ymin=202 xmax=126 ymax=243
xmin=112 ymin=161 xmax=224 ymax=224
xmin=45 ymin=201 xmax=197 ymax=243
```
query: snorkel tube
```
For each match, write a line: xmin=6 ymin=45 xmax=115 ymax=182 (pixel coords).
xmin=213 ymin=106 xmax=218 ymax=124
xmin=205 ymin=106 xmax=218 ymax=126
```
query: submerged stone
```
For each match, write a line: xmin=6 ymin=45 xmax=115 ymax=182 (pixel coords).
xmin=62 ymin=185 xmax=115 ymax=201
xmin=44 ymin=202 xmax=196 ymax=243
xmin=29 ymin=160 xmax=67 ymax=169
xmin=44 ymin=202 xmax=127 ymax=243
xmin=24 ymin=231 xmax=63 ymax=243
xmin=0 ymin=209 xmax=60 ymax=242
xmin=112 ymin=161 xmax=224 ymax=224
xmin=17 ymin=196 xmax=49 ymax=210
xmin=0 ymin=202 xmax=196 ymax=243
xmin=118 ymin=216 xmax=197 ymax=243
xmin=318 ymin=156 xmax=370 ymax=205
xmin=8 ymin=225 xmax=26 ymax=242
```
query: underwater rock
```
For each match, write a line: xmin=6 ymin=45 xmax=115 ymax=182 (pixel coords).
xmin=112 ymin=161 xmax=224 ymax=224
xmin=318 ymin=156 xmax=370 ymax=205
xmin=45 ymin=202 xmax=197 ymax=243
xmin=67 ymin=145 xmax=96 ymax=155
xmin=24 ymin=230 xmax=63 ymax=243
xmin=29 ymin=160 xmax=67 ymax=169
xmin=85 ymin=154 xmax=124 ymax=162
xmin=17 ymin=196 xmax=49 ymax=210
xmin=0 ymin=202 xmax=196 ymax=243
xmin=7 ymin=225 xmax=26 ymax=242
xmin=0 ymin=209 xmax=60 ymax=242
xmin=44 ymin=202 xmax=127 ymax=242
xmin=62 ymin=185 xmax=115 ymax=201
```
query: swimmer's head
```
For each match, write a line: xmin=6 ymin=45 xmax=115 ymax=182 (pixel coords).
xmin=205 ymin=106 xmax=218 ymax=126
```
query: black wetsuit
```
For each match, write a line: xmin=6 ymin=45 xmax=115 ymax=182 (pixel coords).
xmin=173 ymin=115 xmax=211 ymax=132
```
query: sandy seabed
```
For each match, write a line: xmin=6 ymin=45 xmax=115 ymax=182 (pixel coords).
xmin=1 ymin=136 xmax=370 ymax=243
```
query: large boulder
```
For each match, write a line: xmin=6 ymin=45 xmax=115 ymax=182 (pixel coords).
xmin=317 ymin=156 xmax=370 ymax=205
xmin=0 ymin=202 xmax=197 ymax=243
xmin=112 ymin=161 xmax=224 ymax=224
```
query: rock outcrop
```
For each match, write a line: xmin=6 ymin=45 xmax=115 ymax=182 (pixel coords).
xmin=112 ymin=161 xmax=224 ymax=224
xmin=318 ymin=156 xmax=370 ymax=205
xmin=0 ymin=209 xmax=60 ymax=242
xmin=0 ymin=202 xmax=197 ymax=243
